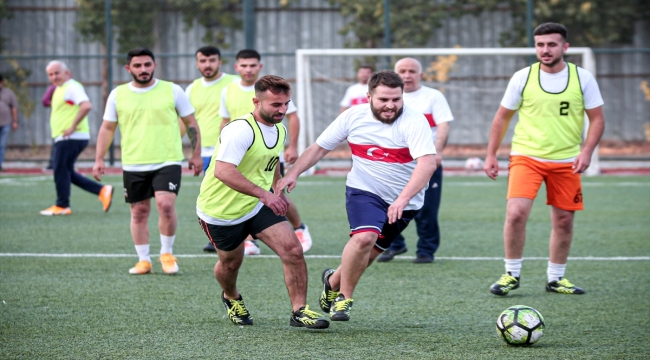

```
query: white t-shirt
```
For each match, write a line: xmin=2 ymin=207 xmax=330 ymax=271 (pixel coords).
xmin=54 ymin=79 xmax=91 ymax=142
xmin=103 ymin=79 xmax=195 ymax=171
xmin=339 ymin=83 xmax=369 ymax=108
xmin=501 ymin=63 xmax=604 ymax=110
xmin=219 ymin=83 xmax=297 ymax=119
xmin=403 ymin=86 xmax=454 ymax=141
xmin=317 ymin=105 xmax=436 ymax=210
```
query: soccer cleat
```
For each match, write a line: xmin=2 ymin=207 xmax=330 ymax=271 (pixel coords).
xmin=319 ymin=268 xmax=339 ymax=313
xmin=290 ymin=305 xmax=330 ymax=329
xmin=376 ymin=247 xmax=407 ymax=262
xmin=294 ymin=224 xmax=312 ymax=253
xmin=221 ymin=292 xmax=253 ymax=325
xmin=98 ymin=185 xmax=114 ymax=212
xmin=40 ymin=205 xmax=72 ymax=216
xmin=546 ymin=277 xmax=585 ymax=294
xmin=129 ymin=260 xmax=152 ymax=275
xmin=159 ymin=253 xmax=179 ymax=274
xmin=244 ymin=240 xmax=261 ymax=255
xmin=203 ymin=242 xmax=216 ymax=252
xmin=329 ymin=294 xmax=353 ymax=321
xmin=489 ymin=273 xmax=520 ymax=296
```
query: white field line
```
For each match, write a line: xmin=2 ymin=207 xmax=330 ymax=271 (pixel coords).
xmin=0 ymin=253 xmax=647 ymax=261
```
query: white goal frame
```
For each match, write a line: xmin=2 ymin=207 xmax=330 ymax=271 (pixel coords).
xmin=295 ymin=47 xmax=599 ymax=176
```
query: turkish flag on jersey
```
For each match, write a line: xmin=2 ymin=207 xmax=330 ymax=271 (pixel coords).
xmin=349 ymin=142 xmax=413 ymax=164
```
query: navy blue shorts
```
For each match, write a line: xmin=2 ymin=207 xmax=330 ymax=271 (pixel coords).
xmin=345 ymin=186 xmax=418 ymax=251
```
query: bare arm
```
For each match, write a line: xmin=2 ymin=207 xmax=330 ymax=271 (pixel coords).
xmin=484 ymin=106 xmax=516 ymax=180
xmin=180 ymin=113 xmax=203 ymax=176
xmin=214 ymin=161 xmax=288 ymax=215
xmin=11 ymin=107 xmax=18 ymax=131
xmin=92 ymin=120 xmax=118 ymax=181
xmin=573 ymin=106 xmax=605 ymax=174
xmin=63 ymin=101 xmax=92 ymax=137
xmin=434 ymin=122 xmax=450 ymax=167
xmin=275 ymin=142 xmax=331 ymax=194
xmin=387 ymin=154 xmax=437 ymax=224
xmin=284 ymin=112 xmax=300 ymax=164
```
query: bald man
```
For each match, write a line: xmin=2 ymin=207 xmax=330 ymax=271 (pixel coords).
xmin=377 ymin=58 xmax=454 ymax=263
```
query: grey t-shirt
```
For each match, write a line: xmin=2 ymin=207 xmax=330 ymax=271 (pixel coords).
xmin=0 ymin=86 xmax=18 ymax=127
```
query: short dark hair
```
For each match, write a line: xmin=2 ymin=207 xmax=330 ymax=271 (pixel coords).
xmin=368 ymin=70 xmax=404 ymax=94
xmin=236 ymin=49 xmax=261 ymax=61
xmin=359 ymin=65 xmax=374 ymax=72
xmin=534 ymin=23 xmax=568 ymax=41
xmin=196 ymin=46 xmax=221 ymax=58
xmin=255 ymin=75 xmax=291 ymax=96
xmin=127 ymin=47 xmax=155 ymax=64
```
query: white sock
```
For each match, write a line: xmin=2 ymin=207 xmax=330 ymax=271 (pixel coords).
xmin=504 ymin=259 xmax=523 ymax=278
xmin=547 ymin=262 xmax=566 ymax=283
xmin=135 ymin=244 xmax=151 ymax=262
xmin=160 ymin=234 xmax=175 ymax=254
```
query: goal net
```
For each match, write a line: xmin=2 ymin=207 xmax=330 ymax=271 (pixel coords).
xmin=295 ymin=48 xmax=599 ymax=175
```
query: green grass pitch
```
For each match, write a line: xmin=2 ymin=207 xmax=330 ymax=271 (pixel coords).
xmin=1 ymin=174 xmax=649 ymax=358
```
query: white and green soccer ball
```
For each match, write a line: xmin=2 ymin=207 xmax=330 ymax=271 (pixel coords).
xmin=496 ymin=305 xmax=545 ymax=346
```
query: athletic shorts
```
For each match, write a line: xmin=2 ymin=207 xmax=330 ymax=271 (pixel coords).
xmin=198 ymin=205 xmax=287 ymax=252
xmin=123 ymin=165 xmax=182 ymax=203
xmin=345 ymin=186 xmax=418 ymax=251
xmin=507 ymin=155 xmax=583 ymax=211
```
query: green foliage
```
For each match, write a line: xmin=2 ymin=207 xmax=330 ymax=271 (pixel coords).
xmin=1 ymin=60 xmax=35 ymax=119
xmin=170 ymin=0 xmax=242 ymax=47
xmin=0 ymin=0 xmax=12 ymax=52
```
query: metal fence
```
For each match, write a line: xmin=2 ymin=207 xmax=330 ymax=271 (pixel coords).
xmin=1 ymin=0 xmax=649 ymax=153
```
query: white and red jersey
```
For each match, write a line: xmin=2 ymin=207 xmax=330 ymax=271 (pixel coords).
xmin=339 ymin=83 xmax=369 ymax=108
xmin=403 ymin=86 xmax=454 ymax=141
xmin=317 ymin=105 xmax=436 ymax=210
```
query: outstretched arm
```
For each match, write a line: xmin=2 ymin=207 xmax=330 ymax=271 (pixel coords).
xmin=484 ymin=106 xmax=516 ymax=180
xmin=274 ymin=142 xmax=330 ymax=194
xmin=283 ymin=112 xmax=300 ymax=164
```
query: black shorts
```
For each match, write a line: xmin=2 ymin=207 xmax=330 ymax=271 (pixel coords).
xmin=198 ymin=205 xmax=287 ymax=252
xmin=123 ymin=165 xmax=182 ymax=203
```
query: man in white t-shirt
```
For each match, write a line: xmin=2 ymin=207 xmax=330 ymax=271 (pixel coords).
xmin=339 ymin=65 xmax=373 ymax=114
xmin=276 ymin=71 xmax=437 ymax=322
xmin=93 ymin=48 xmax=203 ymax=276
xmin=39 ymin=60 xmax=113 ymax=217
xmin=377 ymin=57 xmax=454 ymax=264
xmin=484 ymin=23 xmax=605 ymax=296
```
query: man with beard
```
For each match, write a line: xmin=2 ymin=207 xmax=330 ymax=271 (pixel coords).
xmin=275 ymin=71 xmax=437 ymax=322
xmin=484 ymin=23 xmax=605 ymax=296
xmin=186 ymin=46 xmax=239 ymax=173
xmin=93 ymin=48 xmax=203 ymax=275
xmin=196 ymin=75 xmax=329 ymax=329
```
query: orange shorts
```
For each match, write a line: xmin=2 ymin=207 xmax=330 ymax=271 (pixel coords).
xmin=507 ymin=155 xmax=584 ymax=211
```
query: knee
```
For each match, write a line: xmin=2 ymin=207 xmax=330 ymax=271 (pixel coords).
xmin=555 ymin=215 xmax=574 ymax=232
xmin=157 ymin=202 xmax=176 ymax=218
xmin=131 ymin=208 xmax=149 ymax=224
xmin=506 ymin=208 xmax=528 ymax=226
xmin=352 ymin=233 xmax=377 ymax=250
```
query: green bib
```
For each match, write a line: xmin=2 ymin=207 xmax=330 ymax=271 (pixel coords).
xmin=50 ymin=80 xmax=89 ymax=138
xmin=197 ymin=113 xmax=286 ymax=220
xmin=513 ymin=62 xmax=585 ymax=159
xmin=190 ymin=74 xmax=238 ymax=147
xmin=115 ymin=80 xmax=184 ymax=165
xmin=224 ymin=82 xmax=255 ymax=120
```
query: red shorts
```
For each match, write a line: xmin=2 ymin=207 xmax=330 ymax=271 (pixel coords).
xmin=507 ymin=156 xmax=584 ymax=211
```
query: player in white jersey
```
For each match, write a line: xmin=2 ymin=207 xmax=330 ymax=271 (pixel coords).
xmin=377 ymin=57 xmax=454 ymax=264
xmin=276 ymin=71 xmax=437 ymax=322
xmin=339 ymin=65 xmax=373 ymax=114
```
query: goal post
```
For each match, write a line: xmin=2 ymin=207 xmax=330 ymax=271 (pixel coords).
xmin=295 ymin=47 xmax=599 ymax=176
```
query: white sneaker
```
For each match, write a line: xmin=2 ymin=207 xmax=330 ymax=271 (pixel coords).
xmin=243 ymin=240 xmax=260 ymax=255
xmin=295 ymin=225 xmax=312 ymax=253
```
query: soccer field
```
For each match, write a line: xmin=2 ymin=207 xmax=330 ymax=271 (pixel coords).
xmin=1 ymin=174 xmax=649 ymax=359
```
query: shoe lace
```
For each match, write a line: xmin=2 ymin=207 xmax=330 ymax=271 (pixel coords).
xmin=161 ymin=255 xmax=177 ymax=265
xmin=326 ymin=289 xmax=340 ymax=303
xmin=299 ymin=305 xmax=322 ymax=319
xmin=229 ymin=299 xmax=250 ymax=317
xmin=333 ymin=299 xmax=352 ymax=311
xmin=556 ymin=278 xmax=574 ymax=288
xmin=497 ymin=274 xmax=516 ymax=286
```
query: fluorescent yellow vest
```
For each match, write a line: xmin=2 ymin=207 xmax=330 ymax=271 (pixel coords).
xmin=197 ymin=113 xmax=286 ymax=220
xmin=50 ymin=80 xmax=89 ymax=138
xmin=115 ymin=80 xmax=184 ymax=165
xmin=190 ymin=74 xmax=238 ymax=147
xmin=513 ymin=62 xmax=585 ymax=160
xmin=224 ymin=82 xmax=255 ymax=120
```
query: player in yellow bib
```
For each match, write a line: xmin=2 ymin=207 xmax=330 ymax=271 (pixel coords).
xmin=93 ymin=48 xmax=203 ymax=276
xmin=197 ymin=75 xmax=328 ymax=329
xmin=202 ymin=49 xmax=313 ymax=255
xmin=484 ymin=23 xmax=605 ymax=296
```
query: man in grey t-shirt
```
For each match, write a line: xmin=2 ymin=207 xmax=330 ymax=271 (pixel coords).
xmin=0 ymin=73 xmax=19 ymax=171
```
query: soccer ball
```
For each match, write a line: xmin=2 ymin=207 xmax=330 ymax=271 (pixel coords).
xmin=464 ymin=157 xmax=484 ymax=170
xmin=496 ymin=305 xmax=545 ymax=346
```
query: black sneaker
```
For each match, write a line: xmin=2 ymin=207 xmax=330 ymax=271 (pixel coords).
xmin=546 ymin=277 xmax=585 ymax=294
xmin=290 ymin=305 xmax=330 ymax=329
xmin=489 ymin=273 xmax=520 ymax=296
xmin=413 ymin=254 xmax=433 ymax=264
xmin=329 ymin=294 xmax=353 ymax=321
xmin=203 ymin=242 xmax=216 ymax=252
xmin=376 ymin=247 xmax=407 ymax=262
xmin=319 ymin=268 xmax=339 ymax=313
xmin=221 ymin=292 xmax=253 ymax=325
